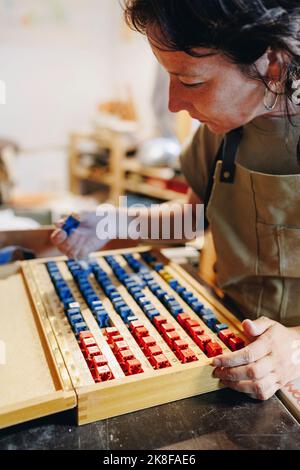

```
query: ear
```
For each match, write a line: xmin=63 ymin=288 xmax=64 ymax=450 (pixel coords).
xmin=266 ymin=49 xmax=287 ymax=82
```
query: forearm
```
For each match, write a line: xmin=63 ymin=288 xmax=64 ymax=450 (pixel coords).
xmin=117 ymin=200 xmax=203 ymax=244
xmin=52 ymin=190 xmax=203 ymax=258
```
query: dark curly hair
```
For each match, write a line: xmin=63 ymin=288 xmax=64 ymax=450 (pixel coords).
xmin=123 ymin=0 xmax=300 ymax=112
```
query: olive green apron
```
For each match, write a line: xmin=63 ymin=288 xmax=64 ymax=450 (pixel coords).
xmin=206 ymin=129 xmax=300 ymax=327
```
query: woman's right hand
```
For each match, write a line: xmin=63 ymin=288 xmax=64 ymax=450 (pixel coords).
xmin=51 ymin=210 xmax=112 ymax=259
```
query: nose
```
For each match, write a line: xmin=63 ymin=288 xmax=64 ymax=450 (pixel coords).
xmin=168 ymin=78 xmax=186 ymax=113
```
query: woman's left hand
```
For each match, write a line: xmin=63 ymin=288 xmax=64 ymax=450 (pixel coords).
xmin=212 ymin=317 xmax=300 ymax=400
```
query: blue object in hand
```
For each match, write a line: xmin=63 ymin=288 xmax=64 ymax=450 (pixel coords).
xmin=62 ymin=215 xmax=80 ymax=236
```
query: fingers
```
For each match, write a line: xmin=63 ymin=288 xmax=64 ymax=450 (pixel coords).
xmin=213 ymin=354 xmax=273 ymax=382
xmin=221 ymin=372 xmax=280 ymax=400
xmin=212 ymin=334 xmax=272 ymax=368
xmin=52 ymin=228 xmax=97 ymax=259
xmin=54 ymin=218 xmax=66 ymax=229
xmin=51 ymin=228 xmax=68 ymax=245
xmin=51 ymin=228 xmax=80 ymax=258
xmin=242 ymin=317 xmax=275 ymax=338
xmin=248 ymin=382 xmax=279 ymax=401
xmin=68 ymin=234 xmax=89 ymax=260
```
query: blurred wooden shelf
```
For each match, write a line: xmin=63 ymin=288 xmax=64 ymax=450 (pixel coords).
xmin=73 ymin=166 xmax=113 ymax=186
xmin=69 ymin=130 xmax=187 ymax=204
xmin=123 ymin=180 xmax=185 ymax=202
xmin=122 ymin=158 xmax=174 ymax=180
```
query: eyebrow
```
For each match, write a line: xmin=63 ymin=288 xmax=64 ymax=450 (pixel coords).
xmin=167 ymin=53 xmax=218 ymax=77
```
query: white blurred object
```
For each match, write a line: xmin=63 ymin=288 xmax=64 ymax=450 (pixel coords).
xmin=161 ymin=245 xmax=201 ymax=266
xmin=0 ymin=141 xmax=18 ymax=204
xmin=92 ymin=112 xmax=142 ymax=151
xmin=44 ymin=193 xmax=99 ymax=223
xmin=137 ymin=137 xmax=181 ymax=167
xmin=152 ymin=64 xmax=177 ymax=138
xmin=93 ymin=111 xmax=139 ymax=135
xmin=0 ymin=209 xmax=39 ymax=230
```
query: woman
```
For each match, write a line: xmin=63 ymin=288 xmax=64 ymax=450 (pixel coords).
xmin=52 ymin=0 xmax=300 ymax=401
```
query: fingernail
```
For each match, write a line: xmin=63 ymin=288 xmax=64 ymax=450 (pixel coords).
xmin=56 ymin=231 xmax=67 ymax=243
xmin=213 ymin=359 xmax=222 ymax=367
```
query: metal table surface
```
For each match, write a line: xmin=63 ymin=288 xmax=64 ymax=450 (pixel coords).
xmin=0 ymin=389 xmax=299 ymax=450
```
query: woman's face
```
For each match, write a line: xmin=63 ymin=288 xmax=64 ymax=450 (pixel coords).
xmin=149 ymin=39 xmax=269 ymax=134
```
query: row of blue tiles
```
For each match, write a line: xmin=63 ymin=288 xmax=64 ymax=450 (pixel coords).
xmin=139 ymin=252 xmax=229 ymax=334
xmin=89 ymin=259 xmax=139 ymax=325
xmin=46 ymin=261 xmax=88 ymax=335
xmin=123 ymin=253 xmax=186 ymax=319
xmin=65 ymin=260 xmax=110 ymax=329
xmin=103 ymin=255 xmax=162 ymax=323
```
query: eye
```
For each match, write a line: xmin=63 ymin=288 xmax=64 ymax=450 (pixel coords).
xmin=180 ymin=81 xmax=205 ymax=89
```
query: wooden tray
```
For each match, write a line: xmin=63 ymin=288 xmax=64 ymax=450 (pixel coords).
xmin=0 ymin=247 xmax=247 ymax=429
xmin=0 ymin=273 xmax=76 ymax=429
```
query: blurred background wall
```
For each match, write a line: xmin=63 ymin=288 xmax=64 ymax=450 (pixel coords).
xmin=0 ymin=0 xmax=156 ymax=194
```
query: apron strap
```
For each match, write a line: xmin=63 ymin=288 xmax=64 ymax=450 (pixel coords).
xmin=204 ymin=126 xmax=243 ymax=228
xmin=297 ymin=135 xmax=300 ymax=164
xmin=220 ymin=127 xmax=243 ymax=183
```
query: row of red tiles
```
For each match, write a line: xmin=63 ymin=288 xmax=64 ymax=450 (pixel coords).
xmin=129 ymin=319 xmax=199 ymax=365
xmin=175 ymin=313 xmax=223 ymax=357
xmin=104 ymin=328 xmax=144 ymax=375
xmin=218 ymin=329 xmax=245 ymax=351
xmin=175 ymin=313 xmax=245 ymax=355
xmin=78 ymin=331 xmax=114 ymax=382
xmin=128 ymin=322 xmax=172 ymax=368
xmin=106 ymin=325 xmax=171 ymax=370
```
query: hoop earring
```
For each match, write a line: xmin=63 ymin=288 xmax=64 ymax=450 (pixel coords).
xmin=264 ymin=81 xmax=280 ymax=111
